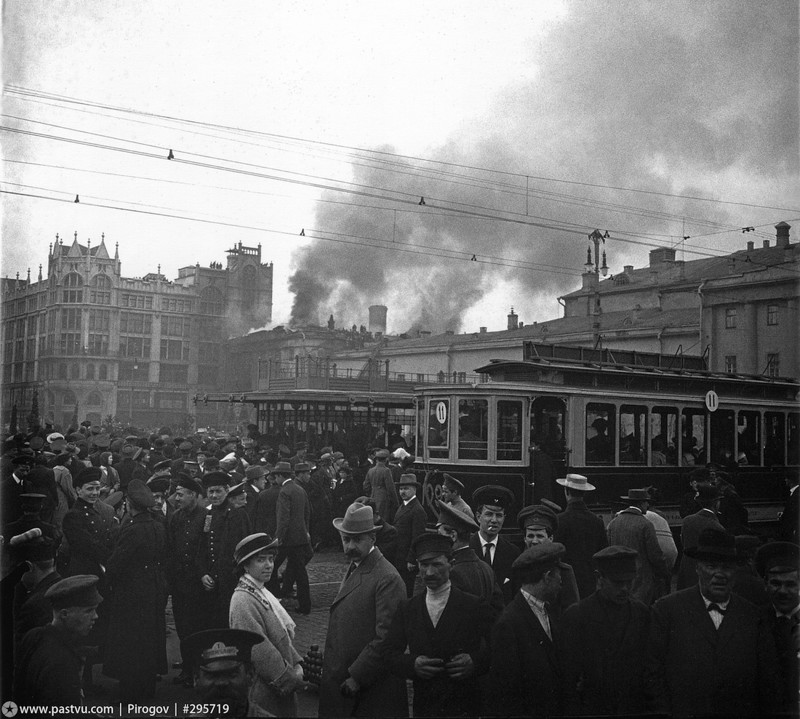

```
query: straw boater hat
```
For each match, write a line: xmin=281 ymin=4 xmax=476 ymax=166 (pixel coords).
xmin=332 ymin=502 xmax=381 ymax=535
xmin=234 ymin=533 xmax=279 ymax=565
xmin=556 ymin=474 xmax=596 ymax=491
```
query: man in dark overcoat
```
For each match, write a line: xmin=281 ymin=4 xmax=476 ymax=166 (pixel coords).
xmin=12 ymin=537 xmax=61 ymax=657
xmin=393 ymin=473 xmax=428 ymax=596
xmin=253 ymin=465 xmax=281 ymax=536
xmin=645 ymin=527 xmax=780 ymax=717
xmin=382 ymin=532 xmax=492 ymax=718
xmin=198 ymin=471 xmax=252 ymax=626
xmin=103 ymin=480 xmax=167 ymax=702
xmin=1 ymin=454 xmax=34 ymax=529
xmin=554 ymin=473 xmax=607 ymax=599
xmin=559 ymin=546 xmax=650 ymax=715
xmin=486 ymin=542 xmax=565 ymax=717
xmin=469 ymin=485 xmax=519 ymax=604
xmin=677 ymin=482 xmax=723 ymax=589
xmin=166 ymin=474 xmax=209 ymax=686
xmin=366 ymin=449 xmax=398 ymax=523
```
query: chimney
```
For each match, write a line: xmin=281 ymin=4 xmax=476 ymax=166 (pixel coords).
xmin=419 ymin=330 xmax=431 ymax=338
xmin=368 ymin=304 xmax=387 ymax=336
xmin=445 ymin=330 xmax=454 ymax=335
xmin=479 ymin=327 xmax=487 ymax=333
xmin=649 ymin=248 xmax=676 ymax=266
xmin=746 ymin=241 xmax=754 ymax=251
xmin=507 ymin=307 xmax=519 ymax=330
xmin=776 ymin=221 xmax=791 ymax=247
xmin=624 ymin=265 xmax=634 ymax=275
xmin=763 ymin=240 xmax=770 ymax=248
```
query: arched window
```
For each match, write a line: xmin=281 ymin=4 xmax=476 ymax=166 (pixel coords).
xmin=199 ymin=286 xmax=224 ymax=315
xmin=90 ymin=274 xmax=112 ymax=304
xmin=62 ymin=390 xmax=76 ymax=406
xmin=87 ymin=391 xmax=103 ymax=406
xmin=62 ymin=273 xmax=83 ymax=303
xmin=99 ymin=364 xmax=108 ymax=380
xmin=242 ymin=265 xmax=257 ymax=309
xmin=86 ymin=363 xmax=95 ymax=380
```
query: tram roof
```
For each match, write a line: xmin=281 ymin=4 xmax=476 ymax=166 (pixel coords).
xmin=201 ymin=389 xmax=414 ymax=406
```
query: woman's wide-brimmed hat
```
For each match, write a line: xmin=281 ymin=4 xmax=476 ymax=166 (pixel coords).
xmin=234 ymin=533 xmax=279 ymax=565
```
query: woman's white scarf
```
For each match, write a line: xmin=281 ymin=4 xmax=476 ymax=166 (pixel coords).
xmin=240 ymin=572 xmax=296 ymax=640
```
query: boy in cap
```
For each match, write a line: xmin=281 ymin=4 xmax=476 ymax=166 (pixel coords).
xmin=440 ymin=473 xmax=471 ymax=517
xmin=382 ymin=531 xmax=491 ymax=718
xmin=559 ymin=546 xmax=650 ymax=716
xmin=14 ymin=575 xmax=103 ymax=706
xmin=486 ymin=542 xmax=566 ymax=717
xmin=393 ymin=473 xmax=428 ymax=597
xmin=469 ymin=485 xmax=520 ymax=604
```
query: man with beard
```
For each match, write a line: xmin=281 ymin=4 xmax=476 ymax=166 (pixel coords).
xmin=103 ymin=479 xmax=168 ymax=702
xmin=198 ymin=471 xmax=252 ymax=626
xmin=645 ymin=527 xmax=780 ymax=717
xmin=14 ymin=575 xmax=103 ymax=706
xmin=184 ymin=628 xmax=267 ymax=718
xmin=560 ymin=546 xmax=650 ymax=716
xmin=167 ymin=474 xmax=210 ymax=687
xmin=319 ymin=502 xmax=407 ymax=718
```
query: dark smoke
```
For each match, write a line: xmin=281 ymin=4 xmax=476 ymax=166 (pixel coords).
xmin=289 ymin=0 xmax=798 ymax=333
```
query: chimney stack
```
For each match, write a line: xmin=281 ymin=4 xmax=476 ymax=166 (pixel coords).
xmin=776 ymin=221 xmax=791 ymax=247
xmin=507 ymin=307 xmax=519 ymax=331
xmin=368 ymin=304 xmax=387 ymax=336
xmin=763 ymin=240 xmax=770 ymax=248
xmin=479 ymin=327 xmax=487 ymax=333
xmin=746 ymin=240 xmax=754 ymax=251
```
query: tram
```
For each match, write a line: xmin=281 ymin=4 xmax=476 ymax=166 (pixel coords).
xmin=412 ymin=342 xmax=799 ymax=532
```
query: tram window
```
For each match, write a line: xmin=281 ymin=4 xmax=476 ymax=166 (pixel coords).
xmin=458 ymin=399 xmax=488 ymax=460
xmin=737 ymin=411 xmax=761 ymax=466
xmin=586 ymin=403 xmax=615 ymax=465
xmin=428 ymin=399 xmax=450 ymax=458
xmin=788 ymin=413 xmax=800 ymax=466
xmin=764 ymin=412 xmax=785 ymax=466
xmin=710 ymin=410 xmax=736 ymax=467
xmin=497 ymin=400 xmax=523 ymax=461
xmin=619 ymin=405 xmax=647 ymax=464
xmin=531 ymin=397 xmax=566 ymax=462
xmin=651 ymin=406 xmax=678 ymax=465
xmin=681 ymin=409 xmax=705 ymax=465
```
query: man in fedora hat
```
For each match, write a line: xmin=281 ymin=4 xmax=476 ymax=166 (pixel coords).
xmin=645 ymin=527 xmax=780 ymax=717
xmin=393 ymin=473 xmax=428 ymax=597
xmin=554 ymin=474 xmax=607 ymax=599
xmin=319 ymin=502 xmax=407 ymax=718
xmin=383 ymin=531 xmax=492 ymax=718
xmin=560 ymin=546 xmax=650 ymax=716
xmin=677 ymin=482 xmax=724 ymax=590
xmin=606 ymin=488 xmax=670 ymax=605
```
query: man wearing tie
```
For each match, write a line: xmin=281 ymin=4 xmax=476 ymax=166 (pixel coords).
xmin=469 ymin=485 xmax=519 ymax=604
xmin=319 ymin=502 xmax=407 ymax=718
xmin=645 ymin=527 xmax=780 ymax=717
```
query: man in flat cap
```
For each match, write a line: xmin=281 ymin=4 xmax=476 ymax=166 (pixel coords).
xmin=366 ymin=449 xmax=399 ymax=524
xmin=393 ymin=473 xmax=428 ymax=597
xmin=382 ymin=531 xmax=491 ymax=718
xmin=319 ymin=502 xmax=406 ymax=718
xmin=469 ymin=485 xmax=519 ymax=604
xmin=167 ymin=474 xmax=210 ymax=687
xmin=756 ymin=541 xmax=799 ymax=713
xmin=440 ymin=473 xmax=471 ymax=517
xmin=436 ymin=500 xmax=504 ymax=620
xmin=677 ymin=482 xmax=724 ymax=589
xmin=14 ymin=575 xmax=102 ymax=706
xmin=607 ymin=488 xmax=670 ymax=605
xmin=517 ymin=503 xmax=579 ymax=614
xmin=645 ymin=527 xmax=780 ymax=717
xmin=553 ymin=473 xmax=607 ymax=599
xmin=560 ymin=546 xmax=650 ymax=716
xmin=102 ymin=479 xmax=167 ymax=701
xmin=198 ymin=471 xmax=252 ymax=626
xmin=486 ymin=542 xmax=566 ymax=717
xmin=184 ymin=628 xmax=267 ymax=718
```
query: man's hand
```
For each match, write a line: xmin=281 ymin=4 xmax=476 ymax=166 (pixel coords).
xmin=414 ymin=656 xmax=445 ymax=679
xmin=445 ymin=653 xmax=474 ymax=679
xmin=201 ymin=574 xmax=215 ymax=590
xmin=340 ymin=676 xmax=360 ymax=697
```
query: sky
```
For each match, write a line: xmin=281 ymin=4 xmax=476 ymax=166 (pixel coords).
xmin=3 ymin=0 xmax=799 ymax=335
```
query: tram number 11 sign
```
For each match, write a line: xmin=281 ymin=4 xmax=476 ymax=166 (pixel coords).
xmin=436 ymin=402 xmax=448 ymax=424
xmin=704 ymin=390 xmax=719 ymax=412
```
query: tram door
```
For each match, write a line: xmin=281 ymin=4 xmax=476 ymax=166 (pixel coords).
xmin=530 ymin=397 xmax=567 ymax=502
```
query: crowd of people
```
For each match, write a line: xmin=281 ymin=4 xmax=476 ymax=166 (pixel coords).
xmin=0 ymin=420 xmax=798 ymax=717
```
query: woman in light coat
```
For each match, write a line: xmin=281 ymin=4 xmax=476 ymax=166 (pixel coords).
xmin=229 ymin=533 xmax=306 ymax=717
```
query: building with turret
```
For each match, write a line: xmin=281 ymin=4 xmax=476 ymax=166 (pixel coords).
xmin=1 ymin=234 xmax=272 ymax=430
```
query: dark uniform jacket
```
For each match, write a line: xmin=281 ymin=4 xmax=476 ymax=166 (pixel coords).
xmin=61 ymin=498 xmax=116 ymax=579
xmin=382 ymin=585 xmax=491 ymax=718
xmin=449 ymin=546 xmax=504 ymax=620
xmin=253 ymin=483 xmax=281 ymax=536
xmin=167 ymin=503 xmax=207 ymax=590
xmin=555 ymin=500 xmax=608 ymax=599
xmin=487 ymin=590 xmax=562 ymax=718
xmin=468 ymin=533 xmax=520 ymax=604
xmin=276 ymin=478 xmax=311 ymax=547
xmin=103 ymin=511 xmax=168 ymax=681
xmin=559 ymin=591 xmax=650 ymax=715
xmin=645 ymin=587 xmax=780 ymax=717
xmin=394 ymin=497 xmax=428 ymax=567
xmin=14 ymin=624 xmax=87 ymax=706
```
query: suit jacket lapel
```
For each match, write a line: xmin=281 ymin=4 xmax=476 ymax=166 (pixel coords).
xmin=689 ymin=589 xmax=721 ymax=647
xmin=331 ymin=548 xmax=379 ymax=608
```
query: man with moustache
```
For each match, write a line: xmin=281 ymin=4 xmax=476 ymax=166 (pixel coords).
xmin=645 ymin=527 xmax=780 ymax=717
xmin=319 ymin=502 xmax=407 ymax=718
xmin=559 ymin=546 xmax=650 ymax=716
xmin=167 ymin=474 xmax=210 ymax=687
xmin=14 ymin=575 xmax=103 ymax=706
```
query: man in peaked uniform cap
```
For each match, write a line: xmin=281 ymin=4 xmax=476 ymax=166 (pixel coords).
xmin=560 ymin=546 xmax=651 ymax=716
xmin=319 ymin=502 xmax=407 ymax=718
xmin=14 ymin=575 xmax=103 ymax=706
xmin=645 ymin=527 xmax=780 ymax=717
xmin=469 ymin=484 xmax=520 ymax=604
xmin=393 ymin=473 xmax=428 ymax=597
